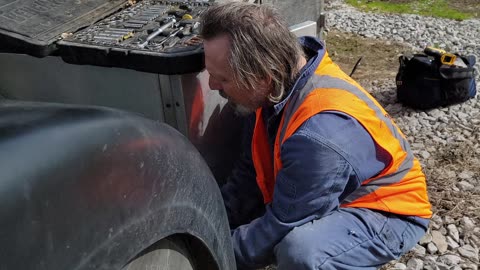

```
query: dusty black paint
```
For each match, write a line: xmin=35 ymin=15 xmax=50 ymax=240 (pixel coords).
xmin=0 ymin=101 xmax=234 ymax=270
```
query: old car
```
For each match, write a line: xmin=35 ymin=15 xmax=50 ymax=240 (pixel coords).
xmin=0 ymin=0 xmax=323 ymax=269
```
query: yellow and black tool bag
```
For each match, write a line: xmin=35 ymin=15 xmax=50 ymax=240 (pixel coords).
xmin=396 ymin=49 xmax=477 ymax=109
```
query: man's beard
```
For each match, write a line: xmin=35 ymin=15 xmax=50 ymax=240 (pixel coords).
xmin=233 ymin=103 xmax=254 ymax=116
xmin=220 ymin=90 xmax=267 ymax=116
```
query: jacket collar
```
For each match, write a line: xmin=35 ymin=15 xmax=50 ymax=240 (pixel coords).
xmin=272 ymin=36 xmax=326 ymax=115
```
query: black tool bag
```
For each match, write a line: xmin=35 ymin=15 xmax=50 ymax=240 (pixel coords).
xmin=396 ymin=53 xmax=477 ymax=109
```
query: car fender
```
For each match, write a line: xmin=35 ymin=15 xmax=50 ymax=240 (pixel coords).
xmin=0 ymin=101 xmax=234 ymax=270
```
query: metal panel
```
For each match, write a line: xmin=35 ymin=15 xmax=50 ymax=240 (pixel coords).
xmin=0 ymin=52 xmax=242 ymax=182
xmin=158 ymin=75 xmax=178 ymax=127
xmin=289 ymin=21 xmax=317 ymax=37
xmin=169 ymin=75 xmax=189 ymax=135
xmin=0 ymin=53 xmax=164 ymax=121
xmin=262 ymin=0 xmax=322 ymax=29
xmin=180 ymin=70 xmax=243 ymax=183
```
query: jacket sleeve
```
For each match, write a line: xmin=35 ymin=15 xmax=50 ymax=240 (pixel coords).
xmin=232 ymin=112 xmax=391 ymax=269
xmin=220 ymin=114 xmax=265 ymax=229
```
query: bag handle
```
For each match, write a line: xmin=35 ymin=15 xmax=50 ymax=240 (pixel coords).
xmin=465 ymin=55 xmax=476 ymax=66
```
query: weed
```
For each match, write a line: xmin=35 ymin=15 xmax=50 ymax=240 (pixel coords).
xmin=346 ymin=0 xmax=475 ymax=20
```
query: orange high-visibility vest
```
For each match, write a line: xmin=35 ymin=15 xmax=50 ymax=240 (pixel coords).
xmin=252 ymin=52 xmax=432 ymax=218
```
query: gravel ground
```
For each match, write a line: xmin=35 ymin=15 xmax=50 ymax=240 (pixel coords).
xmin=325 ymin=1 xmax=480 ymax=269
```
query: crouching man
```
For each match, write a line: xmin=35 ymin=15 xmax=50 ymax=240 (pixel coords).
xmin=200 ymin=2 xmax=431 ymax=269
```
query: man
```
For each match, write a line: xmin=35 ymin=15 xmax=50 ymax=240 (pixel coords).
xmin=200 ymin=2 xmax=431 ymax=269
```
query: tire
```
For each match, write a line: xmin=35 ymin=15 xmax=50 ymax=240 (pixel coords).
xmin=122 ymin=236 xmax=194 ymax=270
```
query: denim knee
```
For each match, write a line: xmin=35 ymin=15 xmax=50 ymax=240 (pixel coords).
xmin=377 ymin=214 xmax=429 ymax=258
xmin=273 ymin=208 xmax=429 ymax=270
xmin=274 ymin=223 xmax=321 ymax=270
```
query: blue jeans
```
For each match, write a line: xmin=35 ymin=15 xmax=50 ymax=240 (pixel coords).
xmin=274 ymin=208 xmax=428 ymax=270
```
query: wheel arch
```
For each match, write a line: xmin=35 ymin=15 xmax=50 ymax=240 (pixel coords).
xmin=123 ymin=233 xmax=219 ymax=270
xmin=0 ymin=101 xmax=235 ymax=270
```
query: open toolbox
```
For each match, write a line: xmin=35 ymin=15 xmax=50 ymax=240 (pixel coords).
xmin=0 ymin=0 xmax=211 ymax=74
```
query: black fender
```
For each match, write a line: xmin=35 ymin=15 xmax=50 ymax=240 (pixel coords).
xmin=0 ymin=101 xmax=235 ymax=270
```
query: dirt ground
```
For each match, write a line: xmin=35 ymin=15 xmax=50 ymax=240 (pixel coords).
xmin=326 ymin=29 xmax=480 ymax=225
xmin=326 ymin=29 xmax=411 ymax=83
xmin=448 ymin=0 xmax=480 ymax=18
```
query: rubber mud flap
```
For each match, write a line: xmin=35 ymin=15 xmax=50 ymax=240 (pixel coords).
xmin=0 ymin=100 xmax=235 ymax=270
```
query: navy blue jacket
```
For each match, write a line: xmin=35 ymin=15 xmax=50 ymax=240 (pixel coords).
xmin=221 ymin=37 xmax=393 ymax=269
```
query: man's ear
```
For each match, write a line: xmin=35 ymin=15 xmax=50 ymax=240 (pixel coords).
xmin=259 ymin=76 xmax=273 ymax=94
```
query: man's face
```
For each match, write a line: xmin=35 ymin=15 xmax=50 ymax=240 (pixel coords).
xmin=204 ymin=34 xmax=270 ymax=115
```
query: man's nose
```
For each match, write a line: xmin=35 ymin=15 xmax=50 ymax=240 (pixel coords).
xmin=208 ymin=76 xmax=222 ymax=91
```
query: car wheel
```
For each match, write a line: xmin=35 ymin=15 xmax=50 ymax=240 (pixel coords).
xmin=122 ymin=236 xmax=194 ymax=270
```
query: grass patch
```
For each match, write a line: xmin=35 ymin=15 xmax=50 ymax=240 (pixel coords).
xmin=345 ymin=0 xmax=474 ymax=20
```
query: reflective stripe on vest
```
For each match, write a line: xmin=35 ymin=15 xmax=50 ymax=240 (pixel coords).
xmin=252 ymin=55 xmax=432 ymax=218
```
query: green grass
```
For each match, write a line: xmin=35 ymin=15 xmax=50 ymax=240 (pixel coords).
xmin=345 ymin=0 xmax=473 ymax=20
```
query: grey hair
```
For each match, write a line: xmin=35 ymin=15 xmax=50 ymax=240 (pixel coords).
xmin=200 ymin=2 xmax=305 ymax=103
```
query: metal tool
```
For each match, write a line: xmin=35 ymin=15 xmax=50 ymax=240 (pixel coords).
xmin=162 ymin=36 xmax=181 ymax=49
xmin=93 ymin=36 xmax=122 ymax=42
xmin=139 ymin=18 xmax=176 ymax=48
xmin=157 ymin=26 xmax=184 ymax=47
xmin=424 ymin=46 xmax=457 ymax=66
xmin=124 ymin=23 xmax=144 ymax=29
xmin=95 ymin=33 xmax=123 ymax=38
xmin=103 ymin=29 xmax=134 ymax=35
xmin=127 ymin=20 xmax=149 ymax=25
xmin=104 ymin=28 xmax=133 ymax=32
